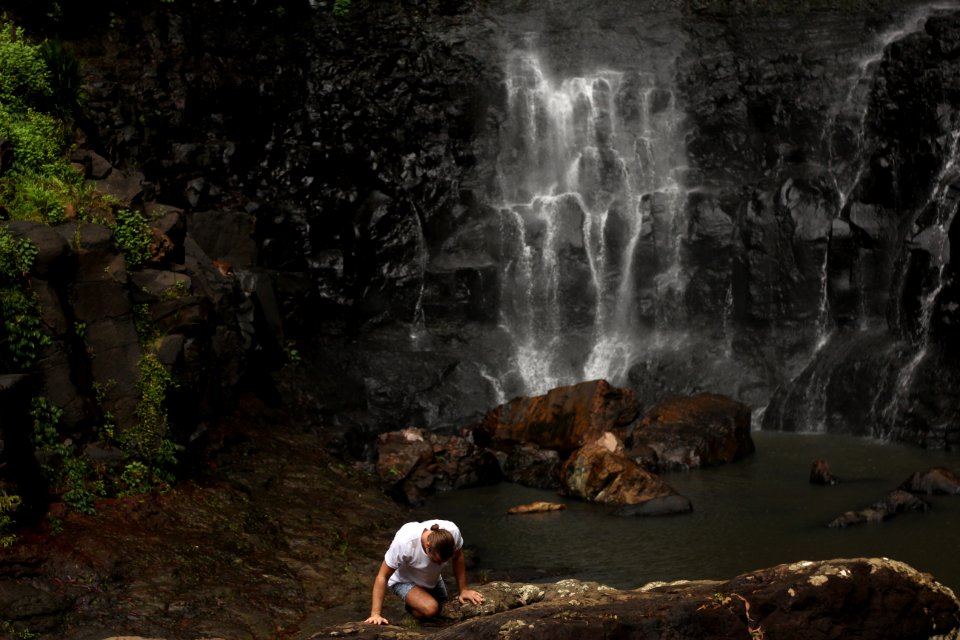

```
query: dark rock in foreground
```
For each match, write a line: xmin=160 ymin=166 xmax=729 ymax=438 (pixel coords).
xmin=315 ymin=558 xmax=960 ymax=640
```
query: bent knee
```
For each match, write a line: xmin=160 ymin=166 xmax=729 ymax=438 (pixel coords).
xmin=406 ymin=595 xmax=441 ymax=618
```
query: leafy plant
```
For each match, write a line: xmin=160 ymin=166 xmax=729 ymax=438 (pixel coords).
xmin=116 ymin=353 xmax=178 ymax=487
xmin=0 ymin=618 xmax=36 ymax=640
xmin=333 ymin=0 xmax=352 ymax=17
xmin=31 ymin=396 xmax=97 ymax=514
xmin=31 ymin=395 xmax=63 ymax=453
xmin=110 ymin=208 xmax=153 ymax=268
xmin=0 ymin=226 xmax=37 ymax=281
xmin=61 ymin=457 xmax=96 ymax=514
xmin=0 ymin=19 xmax=51 ymax=110
xmin=118 ymin=461 xmax=151 ymax=497
xmin=0 ymin=18 xmax=79 ymax=223
xmin=0 ymin=491 xmax=21 ymax=548
xmin=0 ymin=286 xmax=50 ymax=368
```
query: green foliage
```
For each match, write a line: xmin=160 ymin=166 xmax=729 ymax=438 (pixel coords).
xmin=0 ymin=108 xmax=65 ymax=174
xmin=110 ymin=208 xmax=153 ymax=268
xmin=0 ymin=20 xmax=51 ymax=111
xmin=31 ymin=396 xmax=98 ymax=515
xmin=61 ymin=456 xmax=96 ymax=514
xmin=0 ymin=226 xmax=37 ymax=281
xmin=132 ymin=303 xmax=155 ymax=346
xmin=284 ymin=340 xmax=301 ymax=365
xmin=0 ymin=17 xmax=79 ymax=224
xmin=0 ymin=286 xmax=50 ymax=368
xmin=0 ymin=618 xmax=36 ymax=640
xmin=0 ymin=491 xmax=21 ymax=548
xmin=30 ymin=395 xmax=63 ymax=453
xmin=117 ymin=353 xmax=178 ymax=486
xmin=118 ymin=461 xmax=151 ymax=497
xmin=333 ymin=0 xmax=352 ymax=17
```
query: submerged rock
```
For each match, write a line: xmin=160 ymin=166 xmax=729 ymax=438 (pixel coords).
xmin=810 ymin=458 xmax=839 ymax=485
xmin=827 ymin=489 xmax=931 ymax=528
xmin=506 ymin=501 xmax=566 ymax=515
xmin=900 ymin=467 xmax=960 ymax=495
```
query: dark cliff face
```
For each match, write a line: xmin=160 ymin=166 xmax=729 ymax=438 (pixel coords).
xmin=26 ymin=0 xmax=960 ymax=453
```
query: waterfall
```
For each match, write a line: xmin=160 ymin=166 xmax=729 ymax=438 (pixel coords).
xmin=778 ymin=2 xmax=960 ymax=436
xmin=409 ymin=204 xmax=429 ymax=343
xmin=494 ymin=51 xmax=689 ymax=394
xmin=880 ymin=130 xmax=960 ymax=433
xmin=816 ymin=2 xmax=960 ymax=343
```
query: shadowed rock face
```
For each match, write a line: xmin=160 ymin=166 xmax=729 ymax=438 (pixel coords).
xmin=4 ymin=0 xmax=959 ymax=454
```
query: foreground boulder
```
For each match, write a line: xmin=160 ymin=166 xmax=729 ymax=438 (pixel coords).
xmin=626 ymin=393 xmax=754 ymax=472
xmin=314 ymin=558 xmax=960 ymax=640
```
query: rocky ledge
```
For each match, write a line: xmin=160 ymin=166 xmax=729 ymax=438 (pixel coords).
xmin=318 ymin=558 xmax=959 ymax=640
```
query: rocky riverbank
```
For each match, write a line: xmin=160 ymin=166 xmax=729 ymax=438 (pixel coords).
xmin=2 ymin=397 xmax=959 ymax=639
xmin=0 ymin=397 xmax=411 ymax=639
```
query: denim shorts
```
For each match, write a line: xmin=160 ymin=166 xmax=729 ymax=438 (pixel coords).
xmin=389 ymin=578 xmax=448 ymax=603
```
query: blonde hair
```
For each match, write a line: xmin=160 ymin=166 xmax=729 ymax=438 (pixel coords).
xmin=427 ymin=523 xmax=455 ymax=561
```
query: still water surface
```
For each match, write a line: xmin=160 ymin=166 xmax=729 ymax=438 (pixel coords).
xmin=426 ymin=432 xmax=960 ymax=593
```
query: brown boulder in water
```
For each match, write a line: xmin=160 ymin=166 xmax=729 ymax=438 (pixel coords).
xmin=476 ymin=379 xmax=641 ymax=456
xmin=560 ymin=437 xmax=687 ymax=512
xmin=626 ymin=392 xmax=754 ymax=472
xmin=810 ymin=458 xmax=839 ymax=485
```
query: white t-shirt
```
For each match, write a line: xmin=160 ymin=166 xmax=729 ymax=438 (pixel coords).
xmin=385 ymin=519 xmax=463 ymax=588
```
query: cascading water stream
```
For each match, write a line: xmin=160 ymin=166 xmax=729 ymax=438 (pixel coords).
xmin=815 ymin=2 xmax=960 ymax=345
xmin=879 ymin=130 xmax=960 ymax=433
xmin=788 ymin=2 xmax=960 ymax=434
xmin=494 ymin=51 xmax=689 ymax=394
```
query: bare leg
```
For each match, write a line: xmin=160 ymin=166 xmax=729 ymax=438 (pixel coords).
xmin=404 ymin=586 xmax=441 ymax=619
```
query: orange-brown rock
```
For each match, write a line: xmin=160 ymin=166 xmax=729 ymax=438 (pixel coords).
xmin=506 ymin=501 xmax=567 ymax=515
xmin=477 ymin=379 xmax=641 ymax=455
xmin=627 ymin=392 xmax=754 ymax=472
xmin=560 ymin=441 xmax=687 ymax=511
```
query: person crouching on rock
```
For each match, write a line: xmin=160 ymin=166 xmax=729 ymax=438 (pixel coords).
xmin=365 ymin=519 xmax=485 ymax=625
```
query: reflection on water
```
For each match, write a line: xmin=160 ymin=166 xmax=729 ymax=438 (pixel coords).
xmin=425 ymin=432 xmax=960 ymax=592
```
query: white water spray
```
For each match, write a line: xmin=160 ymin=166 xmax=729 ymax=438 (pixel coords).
xmin=495 ymin=51 xmax=689 ymax=394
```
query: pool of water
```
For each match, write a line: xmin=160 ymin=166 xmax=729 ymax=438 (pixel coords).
xmin=425 ymin=432 xmax=960 ymax=592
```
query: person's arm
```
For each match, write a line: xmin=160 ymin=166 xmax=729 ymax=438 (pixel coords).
xmin=451 ymin=548 xmax=485 ymax=605
xmin=365 ymin=560 xmax=396 ymax=624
